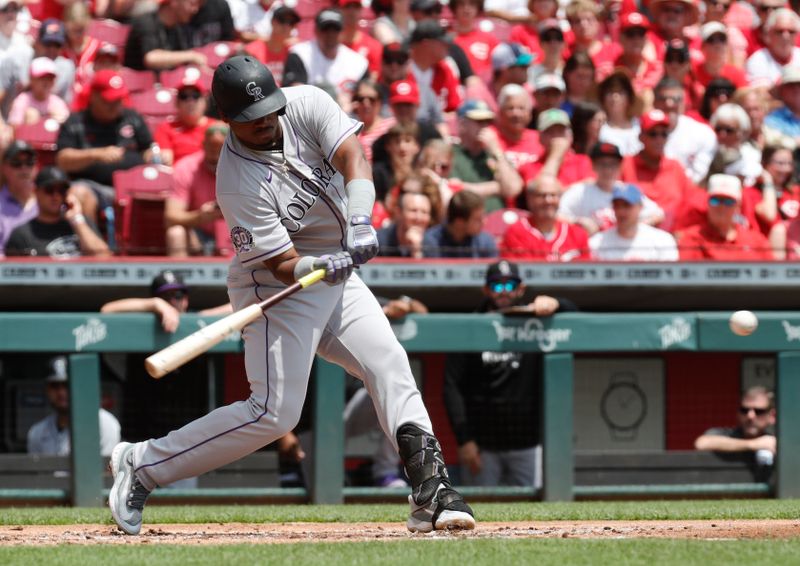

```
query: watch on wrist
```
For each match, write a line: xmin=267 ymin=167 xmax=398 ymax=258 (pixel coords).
xmin=349 ymin=215 xmax=371 ymax=226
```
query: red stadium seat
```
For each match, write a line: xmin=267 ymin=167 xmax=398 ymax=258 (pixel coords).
xmin=113 ymin=164 xmax=174 ymax=255
xmin=130 ymin=88 xmax=177 ymax=123
xmin=159 ymin=65 xmax=213 ymax=93
xmin=14 ymin=118 xmax=60 ymax=166
xmin=118 ymin=67 xmax=157 ymax=94
xmin=483 ymin=208 xmax=528 ymax=245
xmin=194 ymin=41 xmax=243 ymax=68
xmin=87 ymin=19 xmax=131 ymax=59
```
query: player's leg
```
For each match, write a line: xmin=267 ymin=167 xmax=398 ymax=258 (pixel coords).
xmin=316 ymin=275 xmax=474 ymax=532
xmin=109 ymin=282 xmax=342 ymax=534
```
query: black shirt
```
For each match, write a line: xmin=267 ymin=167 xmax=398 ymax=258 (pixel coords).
xmin=124 ymin=10 xmax=193 ymax=70
xmin=443 ymin=298 xmax=578 ymax=450
xmin=5 ymin=218 xmax=101 ymax=257
xmin=57 ymin=108 xmax=153 ymax=186
xmin=188 ymin=0 xmax=236 ymax=48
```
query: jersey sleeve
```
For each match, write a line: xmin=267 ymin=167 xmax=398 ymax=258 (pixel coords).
xmin=217 ymin=184 xmax=293 ymax=265
xmin=297 ymin=88 xmax=363 ymax=162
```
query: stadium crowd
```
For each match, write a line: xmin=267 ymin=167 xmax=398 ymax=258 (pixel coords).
xmin=0 ymin=0 xmax=799 ymax=261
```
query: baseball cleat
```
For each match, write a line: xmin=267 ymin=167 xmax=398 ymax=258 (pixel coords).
xmin=108 ymin=442 xmax=151 ymax=535
xmin=407 ymin=483 xmax=476 ymax=533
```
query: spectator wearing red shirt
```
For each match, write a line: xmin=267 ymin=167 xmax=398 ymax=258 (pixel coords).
xmin=154 ymin=69 xmax=211 ymax=167
xmin=70 ymin=43 xmax=123 ymax=113
xmin=62 ymin=2 xmax=101 ymax=93
xmin=451 ymin=0 xmax=500 ymax=82
xmin=164 ymin=122 xmax=228 ymax=257
xmin=408 ymin=20 xmax=463 ymax=132
xmin=501 ymin=174 xmax=590 ymax=261
xmin=245 ymin=6 xmax=301 ymax=86
xmin=509 ymin=0 xmax=560 ymax=63
xmin=490 ymin=83 xmax=542 ymax=170
xmin=340 ymin=0 xmax=383 ymax=76
xmin=702 ymin=0 xmax=748 ymax=68
xmin=621 ymin=109 xmax=696 ymax=231
xmin=609 ymin=12 xmax=662 ymax=101
xmin=679 ymin=174 xmax=774 ymax=260
xmin=565 ymin=0 xmax=619 ymax=80
xmin=693 ymin=22 xmax=748 ymax=91
xmin=647 ymin=0 xmax=700 ymax=62
xmin=518 ymin=109 xmax=593 ymax=199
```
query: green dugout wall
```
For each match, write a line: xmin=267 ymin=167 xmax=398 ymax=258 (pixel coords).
xmin=1 ymin=312 xmax=798 ymax=505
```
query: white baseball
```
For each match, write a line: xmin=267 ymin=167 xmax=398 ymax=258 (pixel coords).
xmin=729 ymin=310 xmax=758 ymax=336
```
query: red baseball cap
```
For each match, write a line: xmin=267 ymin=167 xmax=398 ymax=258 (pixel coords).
xmin=176 ymin=67 xmax=208 ymax=94
xmin=639 ymin=109 xmax=669 ymax=132
xmin=91 ymin=69 xmax=129 ymax=102
xmin=389 ymin=79 xmax=420 ymax=105
xmin=620 ymin=12 xmax=650 ymax=31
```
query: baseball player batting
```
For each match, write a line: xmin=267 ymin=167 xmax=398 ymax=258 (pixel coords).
xmin=108 ymin=55 xmax=475 ymax=535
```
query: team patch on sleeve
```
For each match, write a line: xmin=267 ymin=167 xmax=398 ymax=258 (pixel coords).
xmin=230 ymin=226 xmax=254 ymax=254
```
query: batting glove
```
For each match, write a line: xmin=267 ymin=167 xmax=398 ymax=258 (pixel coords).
xmin=346 ymin=215 xmax=379 ymax=265
xmin=313 ymin=251 xmax=354 ymax=285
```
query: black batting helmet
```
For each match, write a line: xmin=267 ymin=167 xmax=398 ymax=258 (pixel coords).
xmin=212 ymin=55 xmax=287 ymax=122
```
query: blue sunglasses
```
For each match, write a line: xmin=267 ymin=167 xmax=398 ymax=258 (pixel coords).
xmin=490 ymin=280 xmax=520 ymax=293
xmin=709 ymin=196 xmax=737 ymax=207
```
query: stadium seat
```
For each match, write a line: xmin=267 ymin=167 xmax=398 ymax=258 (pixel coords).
xmin=159 ymin=65 xmax=213 ymax=93
xmin=194 ymin=41 xmax=243 ymax=68
xmin=130 ymin=88 xmax=177 ymax=123
xmin=14 ymin=118 xmax=60 ymax=166
xmin=87 ymin=19 xmax=131 ymax=59
xmin=113 ymin=164 xmax=174 ymax=255
xmin=118 ymin=67 xmax=157 ymax=94
xmin=483 ymin=208 xmax=528 ymax=245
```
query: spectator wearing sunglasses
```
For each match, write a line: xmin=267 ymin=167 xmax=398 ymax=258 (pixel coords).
xmin=707 ymin=103 xmax=762 ymax=187
xmin=101 ymin=269 xmax=232 ymax=333
xmin=244 ymin=6 xmax=301 ymax=85
xmin=652 ymin=76 xmax=718 ymax=185
xmin=0 ymin=141 xmax=39 ymax=255
xmin=443 ymin=259 xmax=576 ymax=488
xmin=746 ymin=8 xmax=800 ymax=87
xmin=694 ymin=386 xmax=776 ymax=472
xmin=621 ymin=109 xmax=696 ymax=231
xmin=739 ymin=0 xmax=784 ymax=57
xmin=763 ymin=66 xmax=800 ymax=148
xmin=283 ymin=8 xmax=369 ymax=111
xmin=607 ymin=13 xmax=661 ymax=101
xmin=678 ymin=174 xmax=774 ymax=260
xmin=527 ymin=19 xmax=565 ymax=85
xmin=693 ymin=22 xmax=747 ymax=92
xmin=647 ymin=0 xmax=700 ymax=62
xmin=701 ymin=0 xmax=747 ymax=68
xmin=154 ymin=68 xmax=212 ymax=167
xmin=5 ymin=166 xmax=110 ymax=258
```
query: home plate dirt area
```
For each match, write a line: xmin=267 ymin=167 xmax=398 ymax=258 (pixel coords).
xmin=1 ymin=520 xmax=799 ymax=545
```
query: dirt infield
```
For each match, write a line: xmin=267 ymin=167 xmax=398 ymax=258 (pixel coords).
xmin=1 ymin=520 xmax=798 ymax=545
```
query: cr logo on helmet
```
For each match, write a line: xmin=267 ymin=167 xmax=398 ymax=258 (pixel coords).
xmin=246 ymin=81 xmax=265 ymax=102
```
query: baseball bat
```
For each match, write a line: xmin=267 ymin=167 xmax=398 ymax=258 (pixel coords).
xmin=144 ymin=269 xmax=326 ymax=379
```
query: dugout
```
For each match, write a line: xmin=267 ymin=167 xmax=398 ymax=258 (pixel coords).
xmin=0 ymin=311 xmax=798 ymax=506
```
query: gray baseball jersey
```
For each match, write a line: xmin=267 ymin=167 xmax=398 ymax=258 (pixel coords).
xmin=131 ymin=86 xmax=432 ymax=488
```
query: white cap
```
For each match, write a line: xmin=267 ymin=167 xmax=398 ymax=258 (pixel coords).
xmin=708 ymin=174 xmax=742 ymax=202
xmin=30 ymin=57 xmax=57 ymax=79
xmin=534 ymin=73 xmax=566 ymax=93
xmin=701 ymin=21 xmax=728 ymax=42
